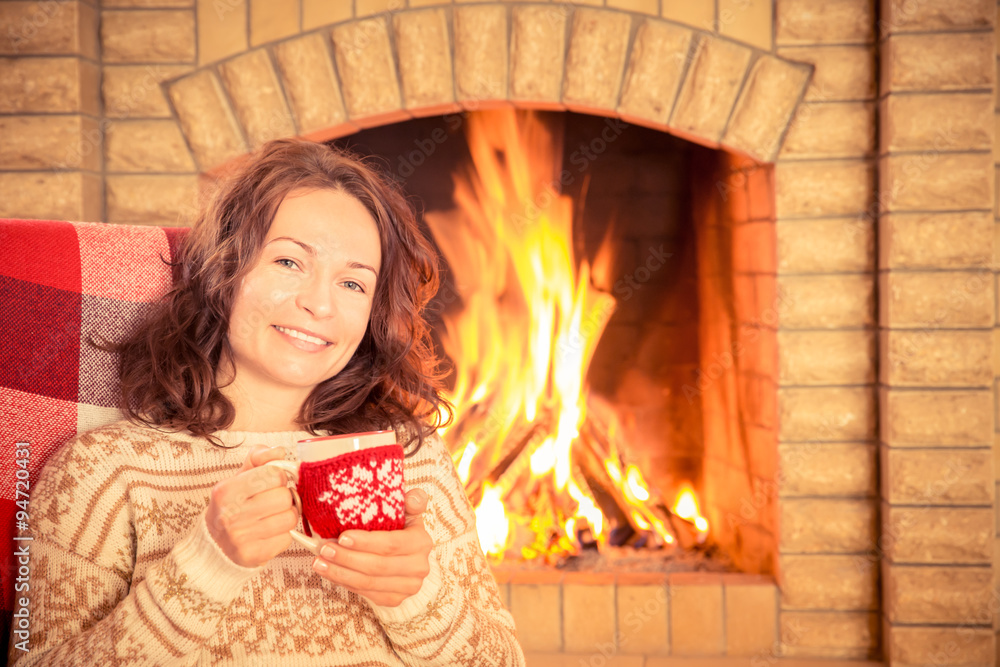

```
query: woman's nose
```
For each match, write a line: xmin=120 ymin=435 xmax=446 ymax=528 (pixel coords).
xmin=295 ymin=273 xmax=334 ymax=317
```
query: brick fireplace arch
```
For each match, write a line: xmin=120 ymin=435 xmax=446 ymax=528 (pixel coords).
xmin=163 ymin=7 xmax=811 ymax=174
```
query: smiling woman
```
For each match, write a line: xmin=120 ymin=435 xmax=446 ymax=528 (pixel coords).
xmin=10 ymin=139 xmax=525 ymax=666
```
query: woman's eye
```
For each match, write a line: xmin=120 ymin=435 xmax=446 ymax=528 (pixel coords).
xmin=276 ymin=258 xmax=299 ymax=270
xmin=344 ymin=280 xmax=365 ymax=293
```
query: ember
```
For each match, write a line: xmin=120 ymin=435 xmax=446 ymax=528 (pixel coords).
xmin=424 ymin=110 xmax=709 ymax=562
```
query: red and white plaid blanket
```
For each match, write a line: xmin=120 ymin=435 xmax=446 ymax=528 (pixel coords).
xmin=0 ymin=218 xmax=188 ymax=656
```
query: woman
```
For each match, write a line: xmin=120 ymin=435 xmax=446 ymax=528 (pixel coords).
xmin=13 ymin=139 xmax=525 ymax=665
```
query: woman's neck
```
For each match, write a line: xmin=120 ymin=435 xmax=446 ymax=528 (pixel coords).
xmin=219 ymin=374 xmax=311 ymax=433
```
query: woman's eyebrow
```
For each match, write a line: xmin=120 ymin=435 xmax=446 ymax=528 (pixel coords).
xmin=268 ymin=236 xmax=378 ymax=278
xmin=267 ymin=236 xmax=314 ymax=255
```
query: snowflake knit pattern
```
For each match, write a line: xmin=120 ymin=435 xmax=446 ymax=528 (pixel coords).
xmin=300 ymin=444 xmax=406 ymax=539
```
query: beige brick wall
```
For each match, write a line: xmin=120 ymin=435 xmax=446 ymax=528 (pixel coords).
xmin=879 ymin=2 xmax=998 ymax=666
xmin=0 ymin=0 xmax=102 ymax=221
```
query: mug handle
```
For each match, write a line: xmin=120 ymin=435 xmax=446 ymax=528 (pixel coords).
xmin=263 ymin=460 xmax=322 ymax=556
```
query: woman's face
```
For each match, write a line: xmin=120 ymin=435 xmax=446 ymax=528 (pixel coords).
xmin=226 ymin=187 xmax=382 ymax=400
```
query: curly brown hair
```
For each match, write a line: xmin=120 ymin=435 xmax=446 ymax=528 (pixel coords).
xmin=115 ymin=138 xmax=452 ymax=452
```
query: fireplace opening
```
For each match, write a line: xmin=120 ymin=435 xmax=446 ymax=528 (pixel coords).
xmin=333 ymin=109 xmax=778 ymax=577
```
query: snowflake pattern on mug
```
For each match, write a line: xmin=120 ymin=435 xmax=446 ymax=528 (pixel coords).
xmin=298 ymin=445 xmax=406 ymax=538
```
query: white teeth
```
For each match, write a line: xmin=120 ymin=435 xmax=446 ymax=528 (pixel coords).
xmin=275 ymin=326 xmax=330 ymax=346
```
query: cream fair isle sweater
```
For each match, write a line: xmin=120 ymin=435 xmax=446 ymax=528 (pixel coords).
xmin=10 ymin=420 xmax=525 ymax=666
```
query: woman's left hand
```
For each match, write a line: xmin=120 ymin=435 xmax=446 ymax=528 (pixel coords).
xmin=312 ymin=488 xmax=434 ymax=607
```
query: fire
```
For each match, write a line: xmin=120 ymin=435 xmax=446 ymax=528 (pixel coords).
xmin=425 ymin=110 xmax=708 ymax=561
xmin=673 ymin=483 xmax=709 ymax=534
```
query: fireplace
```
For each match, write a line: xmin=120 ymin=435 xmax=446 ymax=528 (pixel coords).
xmin=333 ymin=109 xmax=779 ymax=579
xmin=8 ymin=0 xmax=998 ymax=662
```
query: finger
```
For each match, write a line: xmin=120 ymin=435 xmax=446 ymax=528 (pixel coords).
xmin=249 ymin=445 xmax=289 ymax=468
xmin=225 ymin=485 xmax=295 ymax=522
xmin=225 ymin=506 xmax=299 ymax=542
xmin=238 ymin=445 xmax=273 ymax=474
xmin=336 ymin=523 xmax=432 ymax=559
xmin=312 ymin=557 xmax=425 ymax=597
xmin=403 ymin=488 xmax=428 ymax=517
xmin=239 ymin=462 xmax=291 ymax=498
xmin=318 ymin=540 xmax=430 ymax=578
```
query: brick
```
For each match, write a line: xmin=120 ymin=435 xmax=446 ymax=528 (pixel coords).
xmin=881 ymin=446 xmax=994 ymax=505
xmin=777 ymin=217 xmax=873 ymax=274
xmin=302 ymin=0 xmax=351 ymax=30
xmin=660 ymin=0 xmax=713 ymax=31
xmin=453 ymin=5 xmax=507 ymax=104
xmin=777 ymin=274 xmax=874 ymax=329
xmin=196 ymin=0 xmax=247 ymax=64
xmin=883 ymin=505 xmax=993 ymax=564
xmin=0 ymin=57 xmax=99 ymax=114
xmin=718 ymin=0 xmax=771 ymax=51
xmin=106 ymin=174 xmax=199 ymax=225
xmin=779 ymin=329 xmax=875 ymax=385
xmin=880 ymin=153 xmax=993 ymax=213
xmin=534 ymin=656 xmax=644 ymax=667
xmin=885 ymin=564 xmax=993 ymax=624
xmin=883 ymin=33 xmax=994 ymax=93
xmin=724 ymin=579 xmax=777 ymax=655
xmin=777 ymin=45 xmax=876 ymax=102
xmin=880 ymin=329 xmax=992 ymax=388
xmin=780 ymin=102 xmax=876 ymax=159
xmin=510 ymin=5 xmax=566 ymax=104
xmin=105 ymin=119 xmax=195 ymax=173
xmin=881 ymin=271 xmax=993 ymax=329
xmin=508 ymin=583 xmax=561 ymax=652
xmin=356 ymin=0 xmax=398 ymax=16
xmin=103 ymin=0 xmax=194 ymax=5
xmin=780 ymin=555 xmax=878 ymax=610
xmin=101 ymin=9 xmax=195 ymax=63
xmin=618 ymin=19 xmax=692 ymax=125
xmin=778 ymin=387 xmax=876 ymax=442
xmin=668 ymin=574 xmax=723 ymax=655
xmin=249 ymin=0 xmax=298 ymax=47
xmin=670 ymin=35 xmax=752 ymax=143
xmin=775 ymin=0 xmax=875 ymax=45
xmin=882 ymin=93 xmax=993 ymax=153
xmin=0 ymin=171 xmax=101 ymax=221
xmin=779 ymin=611 xmax=878 ymax=659
xmin=218 ymin=49 xmax=295 ymax=147
xmin=775 ymin=160 xmax=874 ymax=219
xmin=880 ymin=211 xmax=993 ymax=270
xmin=562 ymin=580 xmax=615 ymax=653
xmin=616 ymin=584 xmax=668 ymax=655
xmin=881 ymin=0 xmax=994 ymax=34
xmin=0 ymin=115 xmax=99 ymax=171
xmin=886 ymin=625 xmax=995 ymax=667
xmin=332 ymin=18 xmax=403 ymax=120
xmin=776 ymin=217 xmax=869 ymax=275
xmin=779 ymin=442 xmax=877 ymax=497
xmin=781 ymin=498 xmax=876 ymax=553
xmin=167 ymin=70 xmax=247 ymax=171
xmin=562 ymin=9 xmax=631 ymax=112
xmin=394 ymin=9 xmax=455 ymax=112
xmin=102 ymin=64 xmax=193 ymax=119
xmin=272 ymin=34 xmax=348 ymax=137
xmin=724 ymin=56 xmax=811 ymax=161
xmin=0 ymin=1 xmax=98 ymax=58
xmin=882 ymin=389 xmax=993 ymax=447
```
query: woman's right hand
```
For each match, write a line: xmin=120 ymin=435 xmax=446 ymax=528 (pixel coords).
xmin=205 ymin=445 xmax=298 ymax=567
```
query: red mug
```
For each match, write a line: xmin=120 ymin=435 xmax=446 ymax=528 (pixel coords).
xmin=266 ymin=429 xmax=405 ymax=554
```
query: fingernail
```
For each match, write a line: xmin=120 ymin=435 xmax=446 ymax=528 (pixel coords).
xmin=321 ymin=544 xmax=336 ymax=560
xmin=339 ymin=535 xmax=354 ymax=547
xmin=313 ymin=558 xmax=328 ymax=572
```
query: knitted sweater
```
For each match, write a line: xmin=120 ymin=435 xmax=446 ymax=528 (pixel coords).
xmin=10 ymin=420 xmax=525 ymax=666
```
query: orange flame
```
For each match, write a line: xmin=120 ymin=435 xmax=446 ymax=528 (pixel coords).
xmin=425 ymin=110 xmax=704 ymax=560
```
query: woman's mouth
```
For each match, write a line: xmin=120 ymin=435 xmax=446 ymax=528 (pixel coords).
xmin=273 ymin=325 xmax=332 ymax=348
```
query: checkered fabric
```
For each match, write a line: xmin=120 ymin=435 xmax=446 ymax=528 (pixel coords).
xmin=0 ymin=218 xmax=187 ymax=657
